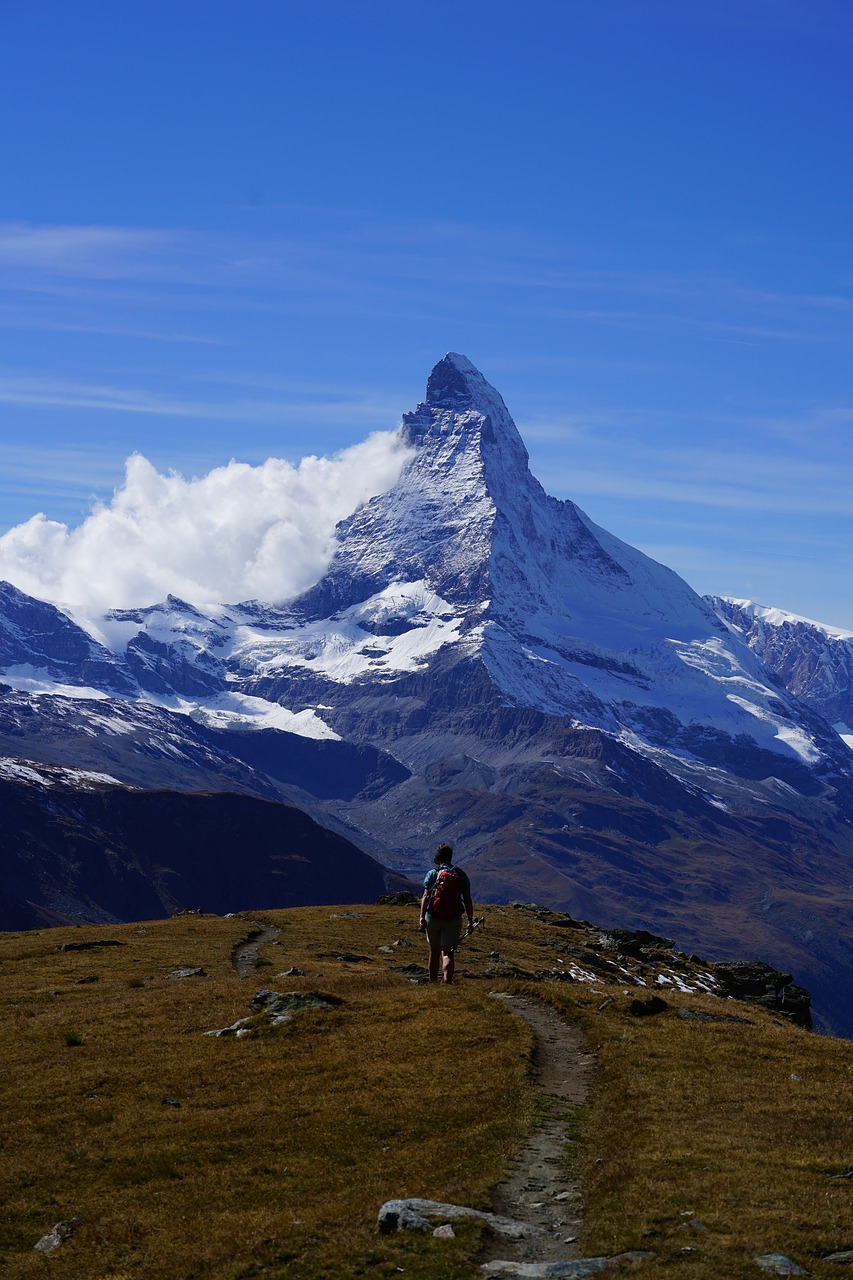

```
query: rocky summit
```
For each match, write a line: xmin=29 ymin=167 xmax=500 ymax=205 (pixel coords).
xmin=2 ymin=354 xmax=853 ymax=1031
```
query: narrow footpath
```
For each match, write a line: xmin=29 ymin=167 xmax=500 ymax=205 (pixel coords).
xmin=484 ymin=993 xmax=593 ymax=1266
xmin=231 ymin=920 xmax=281 ymax=977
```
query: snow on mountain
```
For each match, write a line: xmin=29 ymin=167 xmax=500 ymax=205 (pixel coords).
xmin=220 ymin=353 xmax=840 ymax=778
xmin=1 ymin=354 xmax=848 ymax=775
xmin=710 ymin=596 xmax=853 ymax=750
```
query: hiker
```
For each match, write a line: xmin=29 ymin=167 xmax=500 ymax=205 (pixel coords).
xmin=419 ymin=843 xmax=474 ymax=984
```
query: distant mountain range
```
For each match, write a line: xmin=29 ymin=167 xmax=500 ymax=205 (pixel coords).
xmin=710 ymin=596 xmax=853 ymax=747
xmin=2 ymin=354 xmax=852 ymax=1031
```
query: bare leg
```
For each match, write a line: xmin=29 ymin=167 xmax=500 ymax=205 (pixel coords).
xmin=442 ymin=948 xmax=456 ymax=984
xmin=428 ymin=941 xmax=442 ymax=982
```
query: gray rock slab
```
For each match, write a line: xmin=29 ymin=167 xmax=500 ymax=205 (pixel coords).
xmin=481 ymin=1256 xmax=653 ymax=1279
xmin=755 ymin=1255 xmax=810 ymax=1277
xmin=377 ymin=1198 xmax=533 ymax=1239
xmin=481 ymin=1262 xmax=609 ymax=1278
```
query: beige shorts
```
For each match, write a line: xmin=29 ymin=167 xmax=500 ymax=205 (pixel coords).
xmin=425 ymin=915 xmax=464 ymax=952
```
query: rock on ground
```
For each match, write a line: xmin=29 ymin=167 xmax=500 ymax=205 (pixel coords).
xmin=755 ymin=1255 xmax=811 ymax=1277
xmin=377 ymin=1199 xmax=533 ymax=1239
xmin=33 ymin=1218 xmax=83 ymax=1252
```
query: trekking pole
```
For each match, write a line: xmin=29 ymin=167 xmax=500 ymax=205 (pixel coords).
xmin=454 ymin=915 xmax=485 ymax=950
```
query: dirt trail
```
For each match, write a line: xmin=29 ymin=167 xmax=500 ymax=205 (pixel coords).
xmin=486 ymin=993 xmax=593 ymax=1265
xmin=231 ymin=921 xmax=281 ymax=978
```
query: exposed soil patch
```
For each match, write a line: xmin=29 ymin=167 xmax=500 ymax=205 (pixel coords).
xmin=231 ymin=920 xmax=281 ymax=977
xmin=485 ymin=993 xmax=593 ymax=1265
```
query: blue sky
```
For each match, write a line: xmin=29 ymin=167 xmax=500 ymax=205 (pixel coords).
xmin=1 ymin=0 xmax=851 ymax=626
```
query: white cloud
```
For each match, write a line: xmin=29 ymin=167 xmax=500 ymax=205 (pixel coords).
xmin=0 ymin=433 xmax=412 ymax=614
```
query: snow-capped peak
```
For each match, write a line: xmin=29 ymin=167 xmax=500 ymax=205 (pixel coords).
xmin=403 ymin=352 xmax=530 ymax=485
xmin=716 ymin=597 xmax=853 ymax=642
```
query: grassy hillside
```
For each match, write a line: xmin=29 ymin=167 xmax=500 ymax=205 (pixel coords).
xmin=2 ymin=903 xmax=853 ymax=1278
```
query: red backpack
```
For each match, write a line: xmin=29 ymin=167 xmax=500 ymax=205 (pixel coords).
xmin=429 ymin=866 xmax=463 ymax=920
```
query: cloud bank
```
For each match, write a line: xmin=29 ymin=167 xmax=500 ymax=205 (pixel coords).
xmin=0 ymin=432 xmax=411 ymax=615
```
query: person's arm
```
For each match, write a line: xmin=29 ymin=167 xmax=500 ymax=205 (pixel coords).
xmin=462 ymin=876 xmax=474 ymax=932
xmin=420 ymin=871 xmax=434 ymax=931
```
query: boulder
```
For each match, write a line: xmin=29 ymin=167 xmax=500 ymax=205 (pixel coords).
xmin=250 ymin=988 xmax=342 ymax=1025
xmin=377 ymin=1198 xmax=533 ymax=1239
xmin=714 ymin=963 xmax=812 ymax=1029
xmin=204 ymin=989 xmax=342 ymax=1036
xmin=628 ymin=995 xmax=668 ymax=1017
xmin=596 ymin=929 xmax=675 ymax=959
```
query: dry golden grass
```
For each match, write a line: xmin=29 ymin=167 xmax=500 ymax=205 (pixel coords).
xmin=531 ymin=983 xmax=853 ymax=1279
xmin=2 ymin=901 xmax=853 ymax=1278
xmin=0 ymin=906 xmax=531 ymax=1279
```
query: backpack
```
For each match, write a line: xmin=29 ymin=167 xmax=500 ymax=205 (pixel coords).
xmin=429 ymin=866 xmax=463 ymax=920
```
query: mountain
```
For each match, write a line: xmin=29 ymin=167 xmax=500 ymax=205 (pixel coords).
xmin=2 ymin=354 xmax=853 ymax=1030
xmin=710 ymin=596 xmax=853 ymax=748
xmin=0 ymin=756 xmax=410 ymax=930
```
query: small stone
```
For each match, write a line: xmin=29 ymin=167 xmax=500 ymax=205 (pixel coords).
xmin=277 ymin=967 xmax=305 ymax=976
xmin=34 ymin=1218 xmax=83 ymax=1252
xmin=554 ymin=1191 xmax=571 ymax=1201
xmin=823 ymin=1252 xmax=853 ymax=1264
xmin=755 ymin=1254 xmax=810 ymax=1276
xmin=790 ymin=1073 xmax=804 ymax=1082
xmin=433 ymin=1223 xmax=456 ymax=1238
xmin=161 ymin=1097 xmax=181 ymax=1107
xmin=167 ymin=967 xmax=205 ymax=979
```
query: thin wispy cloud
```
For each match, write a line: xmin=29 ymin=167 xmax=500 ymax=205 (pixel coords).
xmin=0 ymin=223 xmax=180 ymax=279
xmin=0 ymin=373 xmax=404 ymax=426
xmin=0 ymin=309 xmax=226 ymax=345
xmin=521 ymin=403 xmax=853 ymax=517
xmin=3 ymin=219 xmax=850 ymax=341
